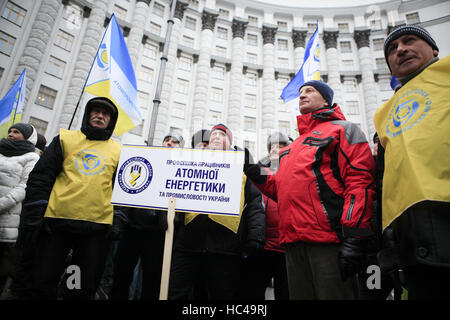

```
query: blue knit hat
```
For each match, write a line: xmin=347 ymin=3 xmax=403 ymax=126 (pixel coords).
xmin=299 ymin=80 xmax=334 ymax=107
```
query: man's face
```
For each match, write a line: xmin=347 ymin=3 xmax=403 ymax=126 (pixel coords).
xmin=209 ymin=130 xmax=230 ymax=150
xmin=386 ymin=34 xmax=438 ymax=78
xmin=298 ymin=86 xmax=327 ymax=115
xmin=163 ymin=137 xmax=180 ymax=148
xmin=89 ymin=106 xmax=111 ymax=130
xmin=194 ymin=141 xmax=209 ymax=149
xmin=7 ymin=128 xmax=25 ymax=141
xmin=269 ymin=143 xmax=286 ymax=162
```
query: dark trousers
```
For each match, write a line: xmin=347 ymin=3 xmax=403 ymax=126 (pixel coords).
xmin=169 ymin=250 xmax=243 ymax=300
xmin=285 ymin=242 xmax=357 ymax=300
xmin=30 ymin=228 xmax=111 ymax=300
xmin=109 ymin=228 xmax=165 ymax=300
xmin=404 ymin=264 xmax=450 ymax=300
xmin=239 ymin=249 xmax=289 ymax=300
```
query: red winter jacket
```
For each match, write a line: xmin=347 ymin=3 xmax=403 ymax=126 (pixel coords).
xmin=256 ymin=105 xmax=375 ymax=244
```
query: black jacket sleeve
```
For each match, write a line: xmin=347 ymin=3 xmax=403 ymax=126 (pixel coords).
xmin=241 ymin=178 xmax=266 ymax=245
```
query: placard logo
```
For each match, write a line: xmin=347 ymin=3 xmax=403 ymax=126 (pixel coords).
xmin=118 ymin=156 xmax=153 ymax=194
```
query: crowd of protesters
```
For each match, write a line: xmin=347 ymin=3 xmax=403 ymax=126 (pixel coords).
xmin=0 ymin=24 xmax=448 ymax=300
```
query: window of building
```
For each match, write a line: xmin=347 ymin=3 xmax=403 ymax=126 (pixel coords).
xmin=342 ymin=60 xmax=354 ymax=71
xmin=217 ymin=26 xmax=228 ymax=40
xmin=246 ymin=71 xmax=257 ymax=86
xmin=2 ymin=1 xmax=27 ymax=27
xmin=375 ymin=58 xmax=387 ymax=69
xmin=379 ymin=78 xmax=391 ymax=91
xmin=247 ymin=34 xmax=257 ymax=46
xmin=212 ymin=65 xmax=225 ymax=80
xmin=0 ymin=67 xmax=4 ymax=81
xmin=340 ymin=41 xmax=352 ymax=53
xmin=218 ymin=8 xmax=229 ymax=19
xmin=307 ymin=23 xmax=317 ymax=33
xmin=279 ymin=120 xmax=290 ymax=136
xmin=208 ymin=110 xmax=221 ymax=126
xmin=185 ymin=16 xmax=196 ymax=30
xmin=188 ymin=0 xmax=199 ymax=10
xmin=169 ymin=126 xmax=183 ymax=137
xmin=138 ymin=91 xmax=150 ymax=110
xmin=244 ymin=140 xmax=255 ymax=155
xmin=152 ymin=2 xmax=165 ymax=17
xmin=176 ymin=78 xmax=189 ymax=94
xmin=172 ymin=102 xmax=186 ymax=119
xmin=179 ymin=55 xmax=192 ymax=72
xmin=216 ymin=46 xmax=227 ymax=57
xmin=248 ymin=15 xmax=258 ymax=26
xmin=345 ymin=101 xmax=359 ymax=115
xmin=277 ymin=39 xmax=288 ymax=51
xmin=278 ymin=57 xmax=289 ymax=68
xmin=370 ymin=19 xmax=382 ymax=30
xmin=63 ymin=4 xmax=82 ymax=26
xmin=28 ymin=116 xmax=48 ymax=135
xmin=372 ymin=38 xmax=384 ymax=51
xmin=55 ymin=29 xmax=74 ymax=52
xmin=277 ymin=76 xmax=290 ymax=91
xmin=45 ymin=56 xmax=66 ymax=79
xmin=278 ymin=97 xmax=289 ymax=113
xmin=150 ymin=22 xmax=161 ymax=36
xmin=338 ymin=23 xmax=349 ymax=33
xmin=113 ymin=4 xmax=127 ymax=20
xmin=182 ymin=35 xmax=194 ymax=48
xmin=343 ymin=79 xmax=357 ymax=93
xmin=406 ymin=12 xmax=420 ymax=24
xmin=211 ymin=87 xmax=223 ymax=102
xmin=35 ymin=85 xmax=57 ymax=109
xmin=0 ymin=31 xmax=16 ymax=56
xmin=277 ymin=21 xmax=287 ymax=31
xmin=244 ymin=116 xmax=256 ymax=132
xmin=143 ymin=42 xmax=158 ymax=59
xmin=129 ymin=122 xmax=144 ymax=136
xmin=247 ymin=52 xmax=257 ymax=64
xmin=245 ymin=94 xmax=256 ymax=109
xmin=139 ymin=65 xmax=153 ymax=83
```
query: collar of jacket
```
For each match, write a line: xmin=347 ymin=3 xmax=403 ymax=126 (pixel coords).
xmin=296 ymin=104 xmax=346 ymax=135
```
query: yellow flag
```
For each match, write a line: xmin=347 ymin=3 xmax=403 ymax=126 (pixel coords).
xmin=373 ymin=55 xmax=450 ymax=230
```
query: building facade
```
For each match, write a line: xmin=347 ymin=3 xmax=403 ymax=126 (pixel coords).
xmin=0 ymin=0 xmax=449 ymax=159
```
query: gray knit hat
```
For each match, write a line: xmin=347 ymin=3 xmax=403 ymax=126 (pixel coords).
xmin=384 ymin=24 xmax=439 ymax=70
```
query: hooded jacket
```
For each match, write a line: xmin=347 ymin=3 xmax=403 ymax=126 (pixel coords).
xmin=23 ymin=98 xmax=121 ymax=233
xmin=255 ymin=105 xmax=375 ymax=244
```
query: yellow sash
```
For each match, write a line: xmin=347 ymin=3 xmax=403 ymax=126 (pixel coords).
xmin=45 ymin=129 xmax=121 ymax=224
xmin=373 ymin=55 xmax=450 ymax=229
xmin=184 ymin=175 xmax=247 ymax=233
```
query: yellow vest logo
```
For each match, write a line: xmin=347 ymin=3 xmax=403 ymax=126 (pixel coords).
xmin=386 ymin=89 xmax=432 ymax=137
xmin=74 ymin=149 xmax=106 ymax=175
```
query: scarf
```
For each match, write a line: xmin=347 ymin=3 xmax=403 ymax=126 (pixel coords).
xmin=0 ymin=138 xmax=35 ymax=157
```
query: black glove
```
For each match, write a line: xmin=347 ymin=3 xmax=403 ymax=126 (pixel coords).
xmin=243 ymin=148 xmax=267 ymax=185
xmin=242 ymin=240 xmax=264 ymax=260
xmin=338 ymin=237 xmax=367 ymax=281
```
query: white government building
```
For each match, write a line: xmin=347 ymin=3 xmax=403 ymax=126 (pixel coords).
xmin=0 ymin=0 xmax=449 ymax=159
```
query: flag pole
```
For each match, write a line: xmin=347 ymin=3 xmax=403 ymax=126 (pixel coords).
xmin=12 ymin=69 xmax=25 ymax=123
xmin=68 ymin=15 xmax=113 ymax=130
xmin=146 ymin=0 xmax=177 ymax=146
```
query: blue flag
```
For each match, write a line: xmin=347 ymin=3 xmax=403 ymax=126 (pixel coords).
xmin=280 ymin=25 xmax=320 ymax=114
xmin=0 ymin=69 xmax=26 ymax=138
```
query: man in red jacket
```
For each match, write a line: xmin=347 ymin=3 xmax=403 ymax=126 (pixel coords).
xmin=245 ymin=80 xmax=376 ymax=299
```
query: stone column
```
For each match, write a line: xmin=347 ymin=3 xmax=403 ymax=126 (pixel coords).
xmin=261 ymin=24 xmax=277 ymax=132
xmin=323 ymin=30 xmax=343 ymax=106
xmin=354 ymin=28 xmax=377 ymax=140
xmin=153 ymin=0 xmax=188 ymax=143
xmin=127 ymin=0 xmax=151 ymax=69
xmin=14 ymin=0 xmax=62 ymax=117
xmin=58 ymin=0 xmax=110 ymax=129
xmin=190 ymin=8 xmax=218 ymax=134
xmin=226 ymin=17 xmax=248 ymax=146
xmin=292 ymin=28 xmax=307 ymax=70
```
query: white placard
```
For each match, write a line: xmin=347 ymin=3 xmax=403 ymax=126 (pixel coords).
xmin=111 ymin=145 xmax=245 ymax=216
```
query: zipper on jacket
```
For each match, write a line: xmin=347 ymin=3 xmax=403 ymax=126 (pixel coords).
xmin=346 ymin=195 xmax=355 ymax=221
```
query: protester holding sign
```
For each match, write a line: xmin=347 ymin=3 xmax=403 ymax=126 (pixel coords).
xmin=169 ymin=123 xmax=265 ymax=300
xmin=374 ymin=25 xmax=450 ymax=299
xmin=245 ymin=81 xmax=376 ymax=300
xmin=21 ymin=97 xmax=121 ymax=299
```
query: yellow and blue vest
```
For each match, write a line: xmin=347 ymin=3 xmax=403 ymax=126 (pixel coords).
xmin=44 ymin=129 xmax=121 ymax=225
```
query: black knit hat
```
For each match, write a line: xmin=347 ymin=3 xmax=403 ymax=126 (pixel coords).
xmin=299 ymin=80 xmax=334 ymax=107
xmin=384 ymin=24 xmax=439 ymax=70
xmin=10 ymin=123 xmax=33 ymax=140
xmin=191 ymin=129 xmax=210 ymax=148
xmin=163 ymin=132 xmax=185 ymax=147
